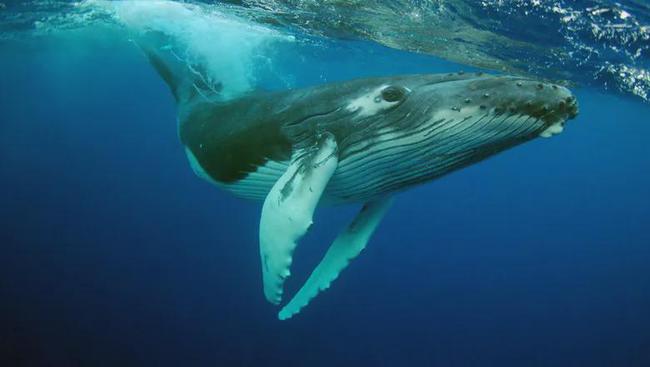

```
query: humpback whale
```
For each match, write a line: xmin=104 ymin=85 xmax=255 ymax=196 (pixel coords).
xmin=143 ymin=45 xmax=579 ymax=320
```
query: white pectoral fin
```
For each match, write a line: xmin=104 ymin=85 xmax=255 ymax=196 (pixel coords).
xmin=278 ymin=196 xmax=394 ymax=320
xmin=259 ymin=133 xmax=338 ymax=304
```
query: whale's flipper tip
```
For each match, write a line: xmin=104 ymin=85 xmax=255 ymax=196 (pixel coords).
xmin=278 ymin=197 xmax=393 ymax=320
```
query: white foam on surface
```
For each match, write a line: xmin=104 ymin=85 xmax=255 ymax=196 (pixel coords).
xmin=83 ymin=0 xmax=294 ymax=99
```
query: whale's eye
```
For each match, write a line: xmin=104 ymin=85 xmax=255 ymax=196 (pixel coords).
xmin=381 ymin=86 xmax=407 ymax=102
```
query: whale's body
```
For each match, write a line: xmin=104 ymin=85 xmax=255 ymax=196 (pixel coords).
xmin=144 ymin=43 xmax=579 ymax=319
xmin=180 ymin=74 xmax=578 ymax=205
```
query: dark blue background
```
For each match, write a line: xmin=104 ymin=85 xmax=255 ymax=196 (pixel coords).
xmin=1 ymin=33 xmax=649 ymax=367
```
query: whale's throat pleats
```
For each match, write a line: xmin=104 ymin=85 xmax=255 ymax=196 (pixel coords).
xmin=328 ymin=110 xmax=545 ymax=202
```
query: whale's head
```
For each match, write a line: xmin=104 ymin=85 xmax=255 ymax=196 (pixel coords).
xmin=339 ymin=72 xmax=579 ymax=145
xmin=288 ymin=72 xmax=579 ymax=200
xmin=322 ymin=72 xmax=579 ymax=161
xmin=400 ymin=72 xmax=578 ymax=138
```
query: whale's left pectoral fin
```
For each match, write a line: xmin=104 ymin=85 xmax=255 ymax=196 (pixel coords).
xmin=259 ymin=133 xmax=338 ymax=305
xmin=278 ymin=196 xmax=393 ymax=320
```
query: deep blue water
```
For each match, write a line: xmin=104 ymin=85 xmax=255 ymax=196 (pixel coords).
xmin=2 ymin=25 xmax=650 ymax=367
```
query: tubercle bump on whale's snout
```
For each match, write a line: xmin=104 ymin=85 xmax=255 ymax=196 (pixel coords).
xmin=497 ymin=78 xmax=579 ymax=138
xmin=517 ymin=80 xmax=579 ymax=123
xmin=452 ymin=76 xmax=580 ymax=125
xmin=412 ymin=73 xmax=580 ymax=139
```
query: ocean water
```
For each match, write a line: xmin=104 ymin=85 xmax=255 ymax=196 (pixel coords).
xmin=1 ymin=1 xmax=649 ymax=366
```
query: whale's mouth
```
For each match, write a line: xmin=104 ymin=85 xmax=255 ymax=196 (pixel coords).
xmin=537 ymin=94 xmax=579 ymax=138
xmin=540 ymin=122 xmax=566 ymax=138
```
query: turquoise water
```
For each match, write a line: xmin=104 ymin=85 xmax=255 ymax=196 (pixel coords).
xmin=1 ymin=1 xmax=649 ymax=366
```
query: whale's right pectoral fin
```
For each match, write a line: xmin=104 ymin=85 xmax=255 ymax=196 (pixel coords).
xmin=259 ymin=133 xmax=338 ymax=305
xmin=278 ymin=197 xmax=393 ymax=320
